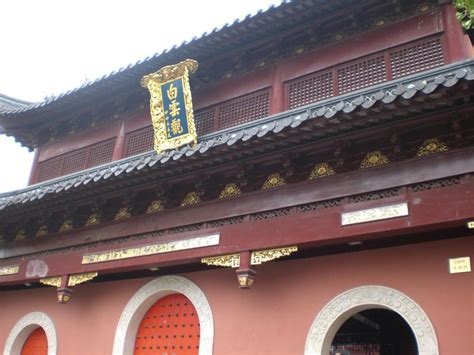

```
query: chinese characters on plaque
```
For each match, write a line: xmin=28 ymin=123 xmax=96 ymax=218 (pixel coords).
xmin=141 ymin=59 xmax=198 ymax=153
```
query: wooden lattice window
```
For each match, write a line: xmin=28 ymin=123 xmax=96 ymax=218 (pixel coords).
xmin=36 ymin=138 xmax=116 ymax=182
xmin=217 ymin=89 xmax=270 ymax=129
xmin=337 ymin=55 xmax=387 ymax=94
xmin=194 ymin=107 xmax=216 ymax=136
xmin=125 ymin=126 xmax=154 ymax=157
xmin=61 ymin=149 xmax=88 ymax=175
xmin=287 ymin=71 xmax=333 ymax=109
xmin=134 ymin=293 xmax=199 ymax=355
xmin=86 ymin=139 xmax=116 ymax=168
xmin=390 ymin=37 xmax=444 ymax=79
xmin=36 ymin=156 xmax=62 ymax=183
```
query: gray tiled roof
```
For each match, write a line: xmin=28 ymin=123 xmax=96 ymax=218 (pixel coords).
xmin=0 ymin=60 xmax=473 ymax=210
xmin=0 ymin=0 xmax=347 ymax=118
xmin=0 ymin=94 xmax=32 ymax=113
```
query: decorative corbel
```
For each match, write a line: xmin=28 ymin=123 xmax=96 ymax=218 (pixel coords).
xmin=40 ymin=272 xmax=98 ymax=303
xmin=201 ymin=246 xmax=298 ymax=288
xmin=236 ymin=251 xmax=256 ymax=289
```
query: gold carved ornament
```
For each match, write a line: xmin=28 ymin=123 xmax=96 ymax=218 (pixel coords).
xmin=308 ymin=162 xmax=335 ymax=180
xmin=146 ymin=199 xmax=164 ymax=213
xmin=36 ymin=225 xmax=48 ymax=237
xmin=262 ymin=173 xmax=286 ymax=190
xmin=85 ymin=213 xmax=101 ymax=226
xmin=0 ymin=265 xmax=20 ymax=276
xmin=114 ymin=207 xmax=132 ymax=220
xmin=250 ymin=246 xmax=298 ymax=265
xmin=201 ymin=254 xmax=241 ymax=268
xmin=141 ymin=59 xmax=198 ymax=154
xmin=81 ymin=234 xmax=219 ymax=264
xmin=360 ymin=151 xmax=389 ymax=169
xmin=68 ymin=272 xmax=98 ymax=287
xmin=416 ymin=138 xmax=448 ymax=157
xmin=181 ymin=191 xmax=201 ymax=206
xmin=15 ymin=229 xmax=26 ymax=241
xmin=219 ymin=183 xmax=241 ymax=199
xmin=40 ymin=277 xmax=62 ymax=288
xmin=59 ymin=219 xmax=73 ymax=232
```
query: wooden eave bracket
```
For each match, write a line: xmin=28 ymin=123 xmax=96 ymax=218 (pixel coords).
xmin=39 ymin=272 xmax=98 ymax=303
xmin=201 ymin=246 xmax=298 ymax=288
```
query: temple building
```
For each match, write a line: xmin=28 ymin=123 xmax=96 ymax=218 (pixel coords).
xmin=1 ymin=0 xmax=474 ymax=354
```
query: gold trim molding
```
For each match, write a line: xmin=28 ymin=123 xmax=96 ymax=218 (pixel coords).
xmin=251 ymin=246 xmax=298 ymax=265
xmin=68 ymin=272 xmax=98 ymax=287
xmin=82 ymin=233 xmax=220 ymax=264
xmin=40 ymin=277 xmax=62 ymax=288
xmin=201 ymin=254 xmax=240 ymax=268
xmin=0 ymin=265 xmax=19 ymax=276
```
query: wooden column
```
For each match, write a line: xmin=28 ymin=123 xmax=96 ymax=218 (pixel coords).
xmin=112 ymin=120 xmax=126 ymax=161
xmin=269 ymin=62 xmax=285 ymax=115
xmin=441 ymin=4 xmax=473 ymax=64
xmin=27 ymin=148 xmax=40 ymax=185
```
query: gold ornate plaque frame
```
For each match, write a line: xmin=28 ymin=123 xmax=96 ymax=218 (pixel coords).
xmin=141 ymin=59 xmax=198 ymax=153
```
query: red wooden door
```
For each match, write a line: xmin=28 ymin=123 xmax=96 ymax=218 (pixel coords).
xmin=134 ymin=293 xmax=200 ymax=355
xmin=21 ymin=327 xmax=47 ymax=355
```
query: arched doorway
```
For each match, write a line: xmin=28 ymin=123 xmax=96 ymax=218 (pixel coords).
xmin=304 ymin=286 xmax=439 ymax=355
xmin=330 ymin=309 xmax=417 ymax=355
xmin=21 ymin=328 xmax=48 ymax=355
xmin=134 ymin=293 xmax=200 ymax=355
xmin=113 ymin=275 xmax=214 ymax=355
xmin=3 ymin=312 xmax=57 ymax=355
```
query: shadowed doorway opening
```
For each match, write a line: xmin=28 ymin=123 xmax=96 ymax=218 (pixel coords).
xmin=330 ymin=309 xmax=417 ymax=355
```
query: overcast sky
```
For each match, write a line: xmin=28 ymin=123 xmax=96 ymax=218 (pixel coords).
xmin=0 ymin=0 xmax=280 ymax=193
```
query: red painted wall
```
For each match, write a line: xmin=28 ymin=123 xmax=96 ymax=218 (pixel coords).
xmin=0 ymin=237 xmax=472 ymax=354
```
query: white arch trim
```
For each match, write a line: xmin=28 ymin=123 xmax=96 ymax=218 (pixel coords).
xmin=112 ymin=275 xmax=214 ymax=355
xmin=3 ymin=311 xmax=57 ymax=355
xmin=304 ymin=285 xmax=439 ymax=355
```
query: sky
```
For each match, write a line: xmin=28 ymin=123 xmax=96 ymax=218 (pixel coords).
xmin=0 ymin=0 xmax=281 ymax=193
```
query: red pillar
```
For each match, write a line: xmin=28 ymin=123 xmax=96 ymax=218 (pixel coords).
xmin=269 ymin=62 xmax=285 ymax=115
xmin=441 ymin=4 xmax=473 ymax=64
xmin=27 ymin=148 xmax=39 ymax=185
xmin=112 ymin=120 xmax=126 ymax=161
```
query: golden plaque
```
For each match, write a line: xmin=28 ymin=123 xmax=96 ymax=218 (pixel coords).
xmin=141 ymin=59 xmax=198 ymax=153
